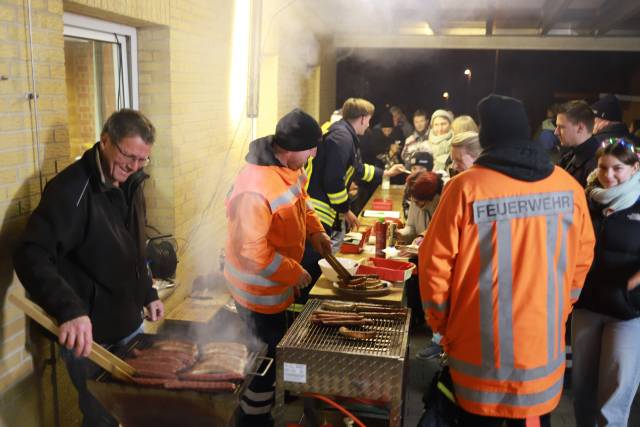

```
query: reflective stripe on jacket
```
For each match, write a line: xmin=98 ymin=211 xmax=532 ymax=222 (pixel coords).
xmin=225 ymin=164 xmax=324 ymax=314
xmin=306 ymin=119 xmax=382 ymax=228
xmin=419 ymin=165 xmax=595 ymax=418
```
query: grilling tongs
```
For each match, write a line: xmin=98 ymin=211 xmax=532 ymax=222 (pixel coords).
xmin=8 ymin=292 xmax=135 ymax=382
xmin=324 ymin=253 xmax=354 ymax=282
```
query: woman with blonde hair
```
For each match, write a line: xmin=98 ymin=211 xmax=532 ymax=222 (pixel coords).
xmin=451 ymin=115 xmax=479 ymax=134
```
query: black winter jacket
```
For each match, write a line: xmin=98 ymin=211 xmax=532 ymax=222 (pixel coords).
xmin=14 ymin=143 xmax=158 ymax=343
xmin=576 ymin=197 xmax=640 ymax=320
xmin=558 ymin=136 xmax=599 ymax=187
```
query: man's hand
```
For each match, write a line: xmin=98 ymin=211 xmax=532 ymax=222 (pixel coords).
xmin=628 ymin=270 xmax=640 ymax=291
xmin=310 ymin=232 xmax=332 ymax=257
xmin=59 ymin=315 xmax=93 ymax=358
xmin=145 ymin=299 xmax=164 ymax=322
xmin=383 ymin=163 xmax=409 ymax=178
xmin=344 ymin=210 xmax=360 ymax=231
xmin=294 ymin=269 xmax=312 ymax=290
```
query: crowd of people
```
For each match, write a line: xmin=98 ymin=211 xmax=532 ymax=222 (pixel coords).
xmin=12 ymin=92 xmax=640 ymax=427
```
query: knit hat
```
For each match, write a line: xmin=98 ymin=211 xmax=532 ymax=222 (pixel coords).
xmin=408 ymin=171 xmax=441 ymax=201
xmin=409 ymin=151 xmax=434 ymax=171
xmin=274 ymin=108 xmax=322 ymax=152
xmin=431 ymin=109 xmax=453 ymax=124
xmin=477 ymin=94 xmax=531 ymax=148
xmin=591 ymin=94 xmax=622 ymax=122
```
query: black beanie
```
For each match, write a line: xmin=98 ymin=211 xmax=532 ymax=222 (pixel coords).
xmin=591 ymin=94 xmax=622 ymax=122
xmin=477 ymin=94 xmax=531 ymax=148
xmin=274 ymin=108 xmax=322 ymax=152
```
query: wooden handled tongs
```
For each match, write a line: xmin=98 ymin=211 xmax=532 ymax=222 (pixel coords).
xmin=324 ymin=253 xmax=354 ymax=282
xmin=8 ymin=292 xmax=135 ymax=382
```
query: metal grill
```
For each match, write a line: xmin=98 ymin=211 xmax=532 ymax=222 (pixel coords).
xmin=87 ymin=334 xmax=269 ymax=427
xmin=275 ymin=299 xmax=410 ymax=427
xmin=280 ymin=299 xmax=408 ymax=358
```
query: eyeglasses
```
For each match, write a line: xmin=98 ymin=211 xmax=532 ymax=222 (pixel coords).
xmin=111 ymin=141 xmax=151 ymax=167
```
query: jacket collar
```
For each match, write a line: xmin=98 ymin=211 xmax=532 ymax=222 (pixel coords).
xmin=474 ymin=139 xmax=554 ymax=182
xmin=572 ymin=135 xmax=600 ymax=166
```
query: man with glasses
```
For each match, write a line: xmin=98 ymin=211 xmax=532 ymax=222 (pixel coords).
xmin=14 ymin=109 xmax=163 ymax=427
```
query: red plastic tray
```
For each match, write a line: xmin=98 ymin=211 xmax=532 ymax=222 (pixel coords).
xmin=356 ymin=257 xmax=416 ymax=282
xmin=340 ymin=227 xmax=372 ymax=254
xmin=371 ymin=199 xmax=393 ymax=210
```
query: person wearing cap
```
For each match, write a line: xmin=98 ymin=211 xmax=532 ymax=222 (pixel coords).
xmin=401 ymin=151 xmax=435 ymax=218
xmin=591 ymin=94 xmax=640 ymax=145
xmin=306 ymin=98 xmax=406 ymax=249
xmin=418 ymin=94 xmax=595 ymax=425
xmin=401 ymin=109 xmax=430 ymax=167
xmin=426 ymin=109 xmax=455 ymax=172
xmin=571 ymin=138 xmax=640 ymax=427
xmin=555 ymin=100 xmax=600 ymax=187
xmin=224 ymin=108 xmax=332 ymax=426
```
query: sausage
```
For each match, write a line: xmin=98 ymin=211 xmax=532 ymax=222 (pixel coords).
xmin=338 ymin=326 xmax=377 ymax=340
xmin=163 ymin=380 xmax=237 ymax=392
xmin=359 ymin=311 xmax=406 ymax=319
xmin=179 ymin=372 xmax=244 ymax=382
xmin=131 ymin=377 xmax=169 ymax=387
xmin=127 ymin=360 xmax=185 ymax=373
xmin=134 ymin=369 xmax=179 ymax=379
xmin=315 ymin=318 xmax=374 ymax=326
xmin=320 ymin=302 xmax=356 ymax=312
xmin=131 ymin=348 xmax=197 ymax=365
xmin=354 ymin=304 xmax=406 ymax=313
xmin=311 ymin=312 xmax=364 ymax=320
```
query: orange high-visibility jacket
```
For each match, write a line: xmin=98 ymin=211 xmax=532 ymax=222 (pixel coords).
xmin=225 ymin=164 xmax=324 ymax=314
xmin=419 ymin=165 xmax=595 ymax=418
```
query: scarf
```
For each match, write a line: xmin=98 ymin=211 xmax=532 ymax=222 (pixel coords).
xmin=586 ymin=169 xmax=640 ymax=215
xmin=428 ymin=130 xmax=453 ymax=146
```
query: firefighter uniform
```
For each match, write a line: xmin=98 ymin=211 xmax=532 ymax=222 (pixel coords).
xmin=419 ymin=95 xmax=596 ymax=421
xmin=306 ymin=119 xmax=382 ymax=231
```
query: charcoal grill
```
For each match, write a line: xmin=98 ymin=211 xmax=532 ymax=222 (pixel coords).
xmin=274 ymin=299 xmax=410 ymax=426
xmin=87 ymin=333 xmax=271 ymax=427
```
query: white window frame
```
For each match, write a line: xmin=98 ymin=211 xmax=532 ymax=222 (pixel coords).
xmin=63 ymin=12 xmax=139 ymax=110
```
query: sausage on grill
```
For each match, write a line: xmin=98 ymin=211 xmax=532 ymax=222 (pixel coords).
xmin=338 ymin=326 xmax=377 ymax=340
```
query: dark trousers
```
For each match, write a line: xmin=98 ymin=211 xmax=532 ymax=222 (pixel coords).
xmin=235 ymin=304 xmax=288 ymax=427
xmin=298 ymin=240 xmax=322 ymax=304
xmin=405 ymin=272 xmax=425 ymax=328
xmin=60 ymin=323 xmax=142 ymax=427
xmin=459 ymin=410 xmax=551 ymax=427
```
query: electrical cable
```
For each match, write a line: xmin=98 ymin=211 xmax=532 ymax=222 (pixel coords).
xmin=303 ymin=393 xmax=367 ymax=427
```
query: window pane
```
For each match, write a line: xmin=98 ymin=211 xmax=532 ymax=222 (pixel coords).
xmin=64 ymin=36 xmax=127 ymax=159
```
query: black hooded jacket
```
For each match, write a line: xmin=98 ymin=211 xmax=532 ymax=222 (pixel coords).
xmin=14 ymin=143 xmax=157 ymax=344
xmin=474 ymin=140 xmax=554 ymax=182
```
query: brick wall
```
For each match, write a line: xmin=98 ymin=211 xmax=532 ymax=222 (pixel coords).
xmin=0 ymin=0 xmax=334 ymax=425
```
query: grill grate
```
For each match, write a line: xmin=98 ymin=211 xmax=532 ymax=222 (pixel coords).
xmin=280 ymin=299 xmax=409 ymax=358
